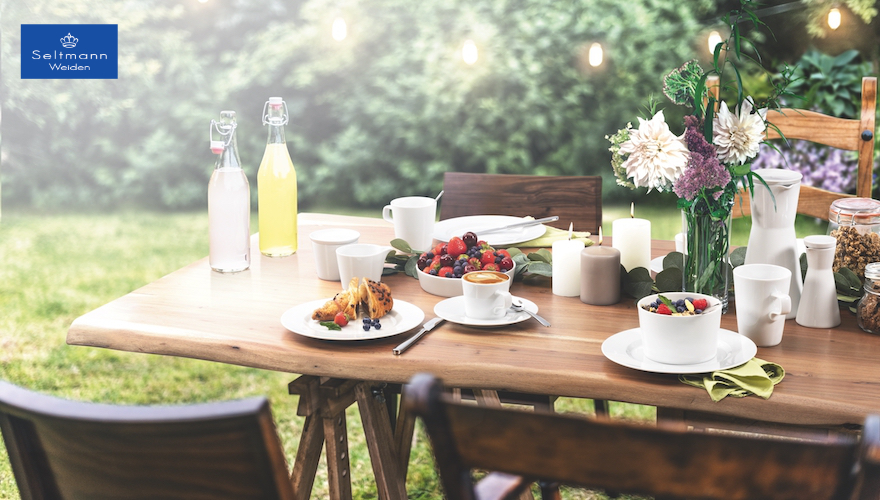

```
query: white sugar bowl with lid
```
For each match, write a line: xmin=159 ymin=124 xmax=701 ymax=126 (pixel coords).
xmin=309 ymin=228 xmax=360 ymax=281
xmin=637 ymin=292 xmax=722 ymax=365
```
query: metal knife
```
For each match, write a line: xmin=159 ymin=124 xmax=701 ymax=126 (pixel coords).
xmin=393 ymin=317 xmax=445 ymax=355
xmin=475 ymin=216 xmax=559 ymax=235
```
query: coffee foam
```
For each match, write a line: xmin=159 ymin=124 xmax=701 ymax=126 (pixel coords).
xmin=463 ymin=271 xmax=509 ymax=284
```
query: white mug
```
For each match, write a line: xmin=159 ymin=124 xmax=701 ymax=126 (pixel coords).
xmin=336 ymin=244 xmax=392 ymax=289
xmin=382 ymin=196 xmax=436 ymax=251
xmin=309 ymin=229 xmax=360 ymax=281
xmin=461 ymin=271 xmax=512 ymax=320
xmin=733 ymin=264 xmax=792 ymax=347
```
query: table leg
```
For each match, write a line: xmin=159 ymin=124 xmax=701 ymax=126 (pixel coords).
xmin=290 ymin=413 xmax=324 ymax=498
xmin=323 ymin=411 xmax=352 ymax=500
xmin=355 ymin=382 xmax=408 ymax=500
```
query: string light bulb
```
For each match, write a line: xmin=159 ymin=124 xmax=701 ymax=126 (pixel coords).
xmin=332 ymin=17 xmax=347 ymax=41
xmin=707 ymin=31 xmax=722 ymax=53
xmin=828 ymin=7 xmax=841 ymax=29
xmin=462 ymin=40 xmax=478 ymax=65
xmin=588 ymin=43 xmax=603 ymax=67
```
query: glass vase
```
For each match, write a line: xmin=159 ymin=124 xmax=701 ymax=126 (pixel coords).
xmin=682 ymin=203 xmax=732 ymax=312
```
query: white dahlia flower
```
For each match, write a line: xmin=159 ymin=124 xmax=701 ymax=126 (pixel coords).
xmin=619 ymin=110 xmax=689 ymax=192
xmin=713 ymin=97 xmax=767 ymax=165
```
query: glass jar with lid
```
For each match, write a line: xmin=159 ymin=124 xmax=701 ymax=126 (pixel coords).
xmin=827 ymin=198 xmax=880 ymax=281
xmin=857 ymin=262 xmax=880 ymax=334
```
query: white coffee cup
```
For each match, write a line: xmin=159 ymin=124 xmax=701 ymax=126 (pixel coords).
xmin=733 ymin=264 xmax=792 ymax=347
xmin=336 ymin=244 xmax=392 ymax=289
xmin=309 ymin=229 xmax=360 ymax=281
xmin=382 ymin=196 xmax=436 ymax=251
xmin=461 ymin=271 xmax=512 ymax=320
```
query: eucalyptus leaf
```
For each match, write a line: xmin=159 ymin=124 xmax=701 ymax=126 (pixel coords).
xmin=390 ymin=238 xmax=413 ymax=254
xmin=528 ymin=248 xmax=553 ymax=263
xmin=404 ymin=256 xmax=419 ymax=278
xmin=655 ymin=268 xmax=683 ymax=292
xmin=662 ymin=252 xmax=684 ymax=271
xmin=730 ymin=247 xmax=747 ymax=267
xmin=526 ymin=262 xmax=552 ymax=277
xmin=623 ymin=266 xmax=654 ymax=299
xmin=839 ymin=267 xmax=862 ymax=290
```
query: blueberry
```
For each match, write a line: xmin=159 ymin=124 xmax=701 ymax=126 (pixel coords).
xmin=429 ymin=269 xmax=438 ymax=276
xmin=363 ymin=325 xmax=371 ymax=331
xmin=363 ymin=318 xmax=371 ymax=324
xmin=695 ymin=309 xmax=703 ymax=314
xmin=373 ymin=323 xmax=381 ymax=330
xmin=425 ymin=252 xmax=434 ymax=259
xmin=444 ymin=272 xmax=453 ymax=278
xmin=676 ymin=306 xmax=685 ymax=313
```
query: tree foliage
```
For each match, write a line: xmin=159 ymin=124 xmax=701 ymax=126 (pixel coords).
xmin=4 ymin=0 xmax=737 ymax=209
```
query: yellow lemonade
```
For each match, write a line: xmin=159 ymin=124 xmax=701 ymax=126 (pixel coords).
xmin=257 ymin=142 xmax=297 ymax=256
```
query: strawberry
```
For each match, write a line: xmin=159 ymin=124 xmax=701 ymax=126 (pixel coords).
xmin=656 ymin=304 xmax=673 ymax=315
xmin=482 ymin=263 xmax=499 ymax=272
xmin=691 ymin=298 xmax=708 ymax=311
xmin=496 ymin=249 xmax=511 ymax=259
xmin=438 ymin=266 xmax=454 ymax=277
xmin=432 ymin=243 xmax=445 ymax=256
xmin=480 ymin=250 xmax=495 ymax=266
xmin=447 ymin=236 xmax=467 ymax=257
xmin=333 ymin=312 xmax=349 ymax=327
xmin=468 ymin=257 xmax=482 ymax=269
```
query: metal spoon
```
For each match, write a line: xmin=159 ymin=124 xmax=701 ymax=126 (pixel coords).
xmin=510 ymin=300 xmax=550 ymax=327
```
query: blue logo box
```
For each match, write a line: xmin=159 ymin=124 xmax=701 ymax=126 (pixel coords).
xmin=21 ymin=24 xmax=118 ymax=79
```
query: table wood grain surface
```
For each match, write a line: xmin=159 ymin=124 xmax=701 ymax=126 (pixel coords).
xmin=67 ymin=213 xmax=880 ymax=429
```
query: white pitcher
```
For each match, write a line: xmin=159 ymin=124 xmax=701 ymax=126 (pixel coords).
xmin=744 ymin=169 xmax=802 ymax=319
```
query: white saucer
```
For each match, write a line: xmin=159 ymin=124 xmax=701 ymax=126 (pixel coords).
xmin=281 ymin=299 xmax=424 ymax=341
xmin=601 ymin=328 xmax=757 ymax=374
xmin=433 ymin=215 xmax=547 ymax=247
xmin=434 ymin=296 xmax=539 ymax=327
xmin=650 ymin=256 xmax=665 ymax=274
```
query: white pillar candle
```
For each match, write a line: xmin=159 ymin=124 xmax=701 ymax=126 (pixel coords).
xmin=612 ymin=218 xmax=651 ymax=272
xmin=552 ymin=235 xmax=585 ymax=297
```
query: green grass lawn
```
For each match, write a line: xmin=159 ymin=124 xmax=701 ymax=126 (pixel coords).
xmin=0 ymin=205 xmax=826 ymax=498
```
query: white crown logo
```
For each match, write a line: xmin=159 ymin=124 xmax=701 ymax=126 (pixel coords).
xmin=60 ymin=33 xmax=78 ymax=48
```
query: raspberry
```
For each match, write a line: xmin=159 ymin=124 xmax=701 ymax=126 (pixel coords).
xmin=656 ymin=304 xmax=673 ymax=315
xmin=691 ymin=298 xmax=708 ymax=310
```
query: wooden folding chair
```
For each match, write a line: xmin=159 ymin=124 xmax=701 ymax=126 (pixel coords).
xmin=406 ymin=373 xmax=880 ymax=500
xmin=440 ymin=172 xmax=603 ymax=233
xmin=715 ymin=76 xmax=877 ymax=220
xmin=0 ymin=380 xmax=294 ymax=500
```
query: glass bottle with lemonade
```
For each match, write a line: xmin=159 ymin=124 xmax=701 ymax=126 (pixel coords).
xmin=257 ymin=97 xmax=297 ymax=256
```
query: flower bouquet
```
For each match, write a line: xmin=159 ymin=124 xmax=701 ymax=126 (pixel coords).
xmin=608 ymin=0 xmax=795 ymax=310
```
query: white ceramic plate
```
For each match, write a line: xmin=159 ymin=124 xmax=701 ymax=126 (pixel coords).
xmin=434 ymin=296 xmax=539 ymax=327
xmin=601 ymin=328 xmax=757 ymax=374
xmin=433 ymin=216 xmax=547 ymax=247
xmin=281 ymin=299 xmax=424 ymax=341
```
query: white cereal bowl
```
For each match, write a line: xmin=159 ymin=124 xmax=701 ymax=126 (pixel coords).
xmin=636 ymin=292 xmax=721 ymax=365
xmin=417 ymin=263 xmax=516 ymax=297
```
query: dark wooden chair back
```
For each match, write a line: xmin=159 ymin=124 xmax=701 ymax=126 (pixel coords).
xmin=0 ymin=380 xmax=294 ymax=500
xmin=405 ymin=373 xmax=880 ymax=500
xmin=717 ymin=76 xmax=877 ymax=220
xmin=440 ymin=172 xmax=603 ymax=233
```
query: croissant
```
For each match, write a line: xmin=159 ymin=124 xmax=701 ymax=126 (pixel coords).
xmin=311 ymin=278 xmax=360 ymax=321
xmin=359 ymin=279 xmax=394 ymax=319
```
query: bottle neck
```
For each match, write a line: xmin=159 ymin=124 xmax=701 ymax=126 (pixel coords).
xmin=266 ymin=122 xmax=287 ymax=145
xmin=216 ymin=130 xmax=242 ymax=170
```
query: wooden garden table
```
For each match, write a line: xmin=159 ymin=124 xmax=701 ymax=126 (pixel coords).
xmin=67 ymin=213 xmax=880 ymax=499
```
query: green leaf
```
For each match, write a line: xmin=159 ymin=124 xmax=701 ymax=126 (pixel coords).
xmin=404 ymin=255 xmax=419 ymax=278
xmin=800 ymin=252 xmax=808 ymax=282
xmin=623 ymin=267 xmax=654 ymax=299
xmin=527 ymin=262 xmax=552 ymax=277
xmin=319 ymin=321 xmax=342 ymax=331
xmin=662 ymin=252 xmax=684 ymax=271
xmin=528 ymin=248 xmax=553 ymax=263
xmin=839 ymin=267 xmax=862 ymax=290
xmin=390 ymin=238 xmax=413 ymax=254
xmin=730 ymin=247 xmax=747 ymax=267
xmin=655 ymin=268 xmax=683 ymax=292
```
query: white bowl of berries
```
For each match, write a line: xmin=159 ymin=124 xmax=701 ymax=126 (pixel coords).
xmin=416 ymin=231 xmax=516 ymax=297
xmin=637 ymin=292 xmax=721 ymax=365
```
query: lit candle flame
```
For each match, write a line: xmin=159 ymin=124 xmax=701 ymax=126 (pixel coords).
xmin=568 ymin=222 xmax=573 ymax=240
xmin=630 ymin=202 xmax=634 ymax=218
xmin=828 ymin=7 xmax=841 ymax=29
xmin=598 ymin=226 xmax=603 ymax=246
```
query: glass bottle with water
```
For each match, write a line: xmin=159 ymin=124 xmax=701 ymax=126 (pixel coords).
xmin=208 ymin=111 xmax=250 ymax=273
xmin=257 ymin=97 xmax=297 ymax=257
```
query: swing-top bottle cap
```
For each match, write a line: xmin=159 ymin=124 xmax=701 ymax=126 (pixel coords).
xmin=269 ymin=97 xmax=283 ymax=106
xmin=210 ymin=141 xmax=225 ymax=154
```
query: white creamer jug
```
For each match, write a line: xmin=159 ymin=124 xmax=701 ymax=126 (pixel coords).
xmin=744 ymin=169 xmax=802 ymax=319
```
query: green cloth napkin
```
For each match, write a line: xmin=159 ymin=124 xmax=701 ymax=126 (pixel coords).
xmin=514 ymin=225 xmax=595 ymax=248
xmin=679 ymin=357 xmax=784 ymax=402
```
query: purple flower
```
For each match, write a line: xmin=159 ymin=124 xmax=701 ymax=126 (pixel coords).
xmin=673 ymin=117 xmax=732 ymax=201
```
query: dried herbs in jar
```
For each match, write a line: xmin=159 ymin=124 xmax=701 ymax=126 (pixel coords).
xmin=828 ymin=198 xmax=880 ymax=281
xmin=857 ymin=262 xmax=880 ymax=335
